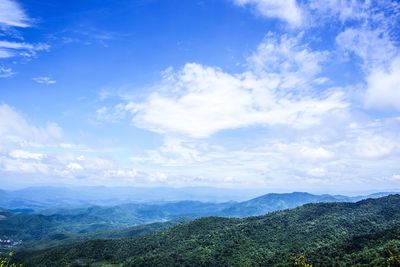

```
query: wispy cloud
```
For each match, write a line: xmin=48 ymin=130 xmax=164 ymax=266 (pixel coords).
xmin=0 ymin=0 xmax=31 ymax=28
xmin=332 ymin=1 xmax=400 ymax=110
xmin=233 ymin=0 xmax=303 ymax=27
xmin=0 ymin=104 xmax=63 ymax=146
xmin=0 ymin=40 xmax=50 ymax=59
xmin=0 ymin=1 xmax=49 ymax=75
xmin=9 ymin=149 xmax=45 ymax=160
xmin=0 ymin=65 xmax=14 ymax=77
xmin=33 ymin=76 xmax=56 ymax=85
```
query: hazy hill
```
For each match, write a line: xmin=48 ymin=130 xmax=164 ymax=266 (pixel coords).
xmin=220 ymin=192 xmax=341 ymax=216
xmin=0 ymin=186 xmax=267 ymax=210
xmin=1 ymin=186 xmax=395 ymax=211
xmin=16 ymin=195 xmax=400 ymax=266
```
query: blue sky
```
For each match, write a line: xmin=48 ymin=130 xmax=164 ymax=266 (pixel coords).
xmin=0 ymin=0 xmax=400 ymax=193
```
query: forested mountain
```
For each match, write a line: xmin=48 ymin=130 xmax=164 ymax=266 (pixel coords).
xmin=0 ymin=191 xmax=395 ymax=251
xmin=15 ymin=195 xmax=400 ymax=266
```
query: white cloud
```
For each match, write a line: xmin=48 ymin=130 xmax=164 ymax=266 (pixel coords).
xmin=336 ymin=27 xmax=398 ymax=69
xmin=0 ymin=41 xmax=50 ymax=59
xmin=9 ymin=149 xmax=44 ymax=160
xmin=0 ymin=0 xmax=31 ymax=28
xmin=233 ymin=0 xmax=303 ymax=27
xmin=392 ymin=174 xmax=400 ymax=180
xmin=334 ymin=10 xmax=400 ymax=111
xmin=365 ymin=57 xmax=400 ymax=110
xmin=0 ymin=104 xmax=63 ymax=146
xmin=122 ymin=34 xmax=346 ymax=138
xmin=248 ymin=33 xmax=328 ymax=88
xmin=0 ymin=104 xmax=163 ymax=185
xmin=124 ymin=111 xmax=400 ymax=189
xmin=33 ymin=76 xmax=56 ymax=85
xmin=126 ymin=63 xmax=346 ymax=138
xmin=95 ymin=104 xmax=128 ymax=123
xmin=308 ymin=0 xmax=369 ymax=23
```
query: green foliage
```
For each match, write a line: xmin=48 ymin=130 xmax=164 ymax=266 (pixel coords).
xmin=0 ymin=205 xmax=192 ymax=250
xmin=15 ymin=194 xmax=400 ymax=267
xmin=293 ymin=254 xmax=312 ymax=267
xmin=387 ymin=249 xmax=400 ymax=267
xmin=0 ymin=252 xmax=23 ymax=267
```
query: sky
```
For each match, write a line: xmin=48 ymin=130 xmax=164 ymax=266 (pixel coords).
xmin=0 ymin=0 xmax=400 ymax=193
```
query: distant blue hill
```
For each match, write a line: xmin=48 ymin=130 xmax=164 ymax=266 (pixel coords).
xmin=0 ymin=186 xmax=397 ymax=211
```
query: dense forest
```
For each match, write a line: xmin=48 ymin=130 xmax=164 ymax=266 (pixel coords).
xmin=2 ymin=192 xmax=371 ymax=250
xmin=14 ymin=195 xmax=400 ymax=266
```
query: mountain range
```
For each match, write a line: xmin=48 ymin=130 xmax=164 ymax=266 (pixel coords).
xmin=0 ymin=190 xmax=395 ymax=251
xmin=1 ymin=186 xmax=394 ymax=211
xmin=14 ymin=194 xmax=400 ymax=266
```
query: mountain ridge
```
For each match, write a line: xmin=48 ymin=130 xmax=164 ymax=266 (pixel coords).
xmin=15 ymin=194 xmax=400 ymax=266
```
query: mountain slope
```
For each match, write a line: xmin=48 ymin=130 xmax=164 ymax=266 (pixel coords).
xmin=16 ymin=195 xmax=400 ymax=266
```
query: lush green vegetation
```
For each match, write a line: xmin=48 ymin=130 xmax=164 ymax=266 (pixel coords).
xmin=0 ymin=208 xmax=191 ymax=250
xmin=2 ymin=192 xmax=361 ymax=250
xmin=0 ymin=252 xmax=23 ymax=267
xmin=15 ymin=195 xmax=400 ymax=266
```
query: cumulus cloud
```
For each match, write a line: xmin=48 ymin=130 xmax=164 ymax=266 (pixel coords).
xmin=233 ymin=0 xmax=303 ymax=27
xmin=126 ymin=63 xmax=346 ymax=138
xmin=121 ymin=34 xmax=346 ymax=138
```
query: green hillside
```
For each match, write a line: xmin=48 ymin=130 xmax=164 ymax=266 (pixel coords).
xmin=1 ymin=192 xmax=365 ymax=250
xmin=16 ymin=195 xmax=400 ymax=266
